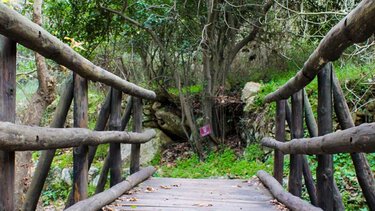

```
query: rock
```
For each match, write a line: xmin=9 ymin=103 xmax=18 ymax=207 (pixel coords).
xmin=241 ymin=82 xmax=261 ymax=112
xmin=92 ymin=175 xmax=100 ymax=186
xmin=154 ymin=106 xmax=186 ymax=139
xmin=121 ymin=128 xmax=173 ymax=166
xmin=61 ymin=168 xmax=72 ymax=186
xmin=88 ymin=166 xmax=99 ymax=181
xmin=89 ymin=166 xmax=99 ymax=176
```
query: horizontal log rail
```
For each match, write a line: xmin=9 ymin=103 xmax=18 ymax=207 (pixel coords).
xmin=65 ymin=166 xmax=156 ymax=211
xmin=0 ymin=121 xmax=156 ymax=151
xmin=0 ymin=3 xmax=156 ymax=100
xmin=264 ymin=0 xmax=375 ymax=103
xmin=261 ymin=123 xmax=375 ymax=154
xmin=257 ymin=170 xmax=322 ymax=211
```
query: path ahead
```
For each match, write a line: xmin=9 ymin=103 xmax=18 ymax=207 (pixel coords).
xmin=103 ymin=177 xmax=277 ymax=210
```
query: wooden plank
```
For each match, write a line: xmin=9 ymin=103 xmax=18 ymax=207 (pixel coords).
xmin=288 ymin=90 xmax=303 ymax=197
xmin=0 ymin=35 xmax=16 ymax=211
xmin=130 ymin=98 xmax=142 ymax=174
xmin=106 ymin=177 xmax=276 ymax=211
xmin=274 ymin=100 xmax=285 ymax=184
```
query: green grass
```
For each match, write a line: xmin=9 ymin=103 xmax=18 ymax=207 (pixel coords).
xmin=155 ymin=145 xmax=272 ymax=179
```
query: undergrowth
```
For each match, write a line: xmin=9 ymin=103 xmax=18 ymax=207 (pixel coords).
xmin=154 ymin=145 xmax=272 ymax=179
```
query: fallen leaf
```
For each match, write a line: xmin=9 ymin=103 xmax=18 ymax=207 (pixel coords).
xmin=145 ymin=186 xmax=155 ymax=193
xmin=160 ymin=185 xmax=171 ymax=189
xmin=193 ymin=203 xmax=213 ymax=207
xmin=128 ymin=197 xmax=138 ymax=202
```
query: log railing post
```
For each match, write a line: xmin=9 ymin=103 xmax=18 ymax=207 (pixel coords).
xmin=70 ymin=73 xmax=89 ymax=206
xmin=274 ymin=100 xmax=285 ymax=184
xmin=0 ymin=35 xmax=16 ymax=211
xmin=130 ymin=97 xmax=142 ymax=174
xmin=285 ymin=100 xmax=318 ymax=205
xmin=332 ymin=71 xmax=375 ymax=210
xmin=109 ymin=88 xmax=122 ymax=186
xmin=288 ymin=90 xmax=303 ymax=197
xmin=23 ymin=76 xmax=74 ymax=211
xmin=95 ymin=97 xmax=133 ymax=194
xmin=316 ymin=63 xmax=337 ymax=210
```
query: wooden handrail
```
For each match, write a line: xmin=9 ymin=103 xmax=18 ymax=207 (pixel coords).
xmin=0 ymin=121 xmax=156 ymax=151
xmin=65 ymin=166 xmax=156 ymax=211
xmin=264 ymin=0 xmax=375 ymax=103
xmin=257 ymin=170 xmax=322 ymax=211
xmin=261 ymin=122 xmax=375 ymax=154
xmin=0 ymin=3 xmax=156 ymax=100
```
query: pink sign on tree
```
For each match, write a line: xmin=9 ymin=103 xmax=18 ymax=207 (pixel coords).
xmin=199 ymin=124 xmax=212 ymax=137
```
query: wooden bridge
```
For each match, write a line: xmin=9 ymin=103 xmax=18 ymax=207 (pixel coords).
xmin=0 ymin=0 xmax=374 ymax=210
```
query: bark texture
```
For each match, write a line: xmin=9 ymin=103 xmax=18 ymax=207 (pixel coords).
xmin=65 ymin=166 xmax=156 ymax=211
xmin=257 ymin=170 xmax=322 ymax=211
xmin=288 ymin=91 xmax=303 ymax=197
xmin=0 ymin=35 xmax=16 ymax=211
xmin=273 ymin=100 xmax=285 ymax=184
xmin=130 ymin=98 xmax=142 ymax=174
xmin=261 ymin=122 xmax=375 ymax=154
xmin=0 ymin=121 xmax=156 ymax=151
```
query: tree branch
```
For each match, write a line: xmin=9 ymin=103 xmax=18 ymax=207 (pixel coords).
xmin=229 ymin=0 xmax=273 ymax=63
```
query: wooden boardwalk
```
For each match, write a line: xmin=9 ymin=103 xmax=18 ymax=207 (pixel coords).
xmin=103 ymin=177 xmax=277 ymax=211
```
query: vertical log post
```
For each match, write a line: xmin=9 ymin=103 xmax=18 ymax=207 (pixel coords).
xmin=316 ymin=63 xmax=334 ymax=210
xmin=109 ymin=88 xmax=122 ymax=186
xmin=274 ymin=100 xmax=286 ymax=184
xmin=23 ymin=77 xmax=74 ymax=211
xmin=332 ymin=72 xmax=375 ymax=210
xmin=130 ymin=97 xmax=142 ymax=174
xmin=95 ymin=97 xmax=133 ymax=194
xmin=65 ymin=90 xmax=111 ymax=206
xmin=286 ymin=100 xmax=318 ymax=205
xmin=71 ymin=74 xmax=89 ymax=205
xmin=288 ymin=90 xmax=303 ymax=197
xmin=0 ymin=35 xmax=16 ymax=211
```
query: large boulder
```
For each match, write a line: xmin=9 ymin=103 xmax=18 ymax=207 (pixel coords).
xmin=153 ymin=102 xmax=186 ymax=139
xmin=121 ymin=128 xmax=173 ymax=166
xmin=241 ymin=82 xmax=261 ymax=112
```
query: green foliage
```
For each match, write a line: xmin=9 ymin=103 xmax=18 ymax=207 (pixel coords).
xmin=87 ymin=89 xmax=106 ymax=130
xmin=168 ymin=84 xmax=203 ymax=96
xmin=157 ymin=146 xmax=272 ymax=179
xmin=41 ymin=178 xmax=70 ymax=206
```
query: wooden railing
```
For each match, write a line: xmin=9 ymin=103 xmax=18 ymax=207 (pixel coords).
xmin=257 ymin=0 xmax=375 ymax=210
xmin=0 ymin=3 xmax=157 ymax=211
